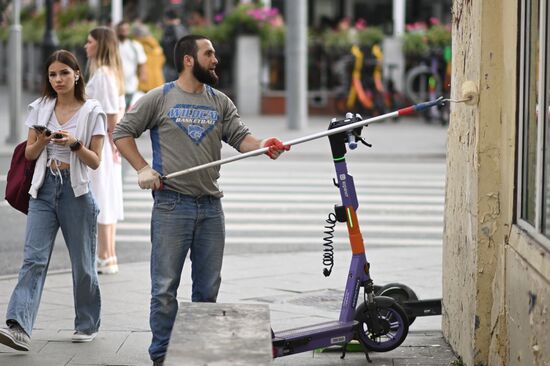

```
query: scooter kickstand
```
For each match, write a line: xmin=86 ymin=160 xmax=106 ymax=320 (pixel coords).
xmin=357 ymin=338 xmax=373 ymax=363
xmin=365 ymin=351 xmax=372 ymax=363
xmin=340 ymin=343 xmax=347 ymax=359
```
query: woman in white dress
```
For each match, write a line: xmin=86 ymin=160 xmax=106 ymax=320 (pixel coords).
xmin=84 ymin=26 xmax=125 ymax=274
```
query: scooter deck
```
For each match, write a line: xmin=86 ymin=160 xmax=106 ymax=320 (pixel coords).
xmin=272 ymin=320 xmax=358 ymax=357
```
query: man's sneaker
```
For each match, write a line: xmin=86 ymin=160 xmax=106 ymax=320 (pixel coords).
xmin=0 ymin=323 xmax=30 ymax=351
xmin=71 ymin=331 xmax=98 ymax=343
xmin=152 ymin=356 xmax=165 ymax=366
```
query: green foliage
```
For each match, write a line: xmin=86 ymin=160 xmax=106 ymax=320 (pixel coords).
xmin=57 ymin=21 xmax=97 ymax=48
xmin=322 ymin=28 xmax=352 ymax=49
xmin=22 ymin=13 xmax=45 ymax=43
xmin=16 ymin=4 xmax=97 ymax=46
xmin=402 ymin=24 xmax=451 ymax=57
xmin=402 ymin=32 xmax=429 ymax=57
xmin=356 ymin=27 xmax=384 ymax=48
xmin=190 ymin=24 xmax=231 ymax=44
xmin=258 ymin=23 xmax=285 ymax=50
xmin=57 ymin=4 xmax=93 ymax=28
xmin=20 ymin=6 xmax=40 ymax=22
xmin=322 ymin=26 xmax=384 ymax=51
xmin=221 ymin=3 xmax=261 ymax=35
xmin=427 ymin=25 xmax=451 ymax=48
xmin=200 ymin=3 xmax=286 ymax=49
xmin=0 ymin=26 xmax=8 ymax=42
xmin=449 ymin=357 xmax=464 ymax=366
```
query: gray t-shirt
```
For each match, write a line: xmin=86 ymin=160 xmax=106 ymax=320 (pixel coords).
xmin=113 ymin=82 xmax=250 ymax=197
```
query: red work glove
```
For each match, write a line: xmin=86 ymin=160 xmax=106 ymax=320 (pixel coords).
xmin=260 ymin=138 xmax=290 ymax=160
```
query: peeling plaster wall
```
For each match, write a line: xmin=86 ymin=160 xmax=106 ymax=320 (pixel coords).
xmin=443 ymin=0 xmax=482 ymax=363
xmin=445 ymin=0 xmax=550 ymax=365
xmin=443 ymin=0 xmax=516 ymax=365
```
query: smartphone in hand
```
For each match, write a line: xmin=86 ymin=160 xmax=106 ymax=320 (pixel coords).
xmin=32 ymin=125 xmax=52 ymax=136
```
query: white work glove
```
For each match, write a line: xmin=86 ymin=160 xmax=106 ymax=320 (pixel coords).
xmin=137 ymin=165 xmax=162 ymax=190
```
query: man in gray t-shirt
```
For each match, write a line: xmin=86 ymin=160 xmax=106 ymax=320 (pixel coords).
xmin=113 ymin=34 xmax=288 ymax=365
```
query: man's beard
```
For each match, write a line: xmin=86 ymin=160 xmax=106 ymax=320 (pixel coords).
xmin=192 ymin=60 xmax=219 ymax=86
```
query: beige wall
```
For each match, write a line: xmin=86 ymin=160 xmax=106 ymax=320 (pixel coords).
xmin=443 ymin=0 xmax=550 ymax=365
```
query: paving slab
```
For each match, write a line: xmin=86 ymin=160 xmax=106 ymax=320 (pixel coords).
xmin=166 ymin=302 xmax=273 ymax=366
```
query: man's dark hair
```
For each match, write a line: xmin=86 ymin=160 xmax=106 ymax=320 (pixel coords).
xmin=173 ymin=34 xmax=209 ymax=74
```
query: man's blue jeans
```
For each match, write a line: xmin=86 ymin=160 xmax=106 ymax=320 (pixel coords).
xmin=6 ymin=169 xmax=101 ymax=336
xmin=148 ymin=189 xmax=225 ymax=361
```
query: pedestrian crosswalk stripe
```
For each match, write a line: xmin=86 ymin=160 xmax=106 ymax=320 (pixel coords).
xmin=118 ymin=160 xmax=445 ymax=248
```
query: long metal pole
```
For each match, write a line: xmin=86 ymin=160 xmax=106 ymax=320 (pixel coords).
xmin=163 ymin=112 xmax=396 ymax=180
xmin=162 ymin=97 xmax=446 ymax=180
xmin=6 ymin=0 xmax=22 ymax=144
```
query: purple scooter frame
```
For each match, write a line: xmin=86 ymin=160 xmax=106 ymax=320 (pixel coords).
xmin=271 ymin=114 xmax=410 ymax=359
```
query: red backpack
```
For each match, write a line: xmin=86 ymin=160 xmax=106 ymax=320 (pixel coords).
xmin=5 ymin=141 xmax=36 ymax=215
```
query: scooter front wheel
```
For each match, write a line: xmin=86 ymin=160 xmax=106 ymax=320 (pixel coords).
xmin=354 ymin=296 xmax=409 ymax=352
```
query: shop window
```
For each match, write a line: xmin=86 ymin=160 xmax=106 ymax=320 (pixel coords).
xmin=518 ymin=0 xmax=550 ymax=243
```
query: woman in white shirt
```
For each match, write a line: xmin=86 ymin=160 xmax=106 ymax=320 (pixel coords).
xmin=85 ymin=26 xmax=125 ymax=274
xmin=0 ymin=50 xmax=106 ymax=350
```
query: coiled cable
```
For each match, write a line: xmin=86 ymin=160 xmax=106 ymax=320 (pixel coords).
xmin=322 ymin=212 xmax=337 ymax=277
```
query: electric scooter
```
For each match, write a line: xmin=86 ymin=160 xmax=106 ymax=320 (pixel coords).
xmin=271 ymin=111 xmax=444 ymax=361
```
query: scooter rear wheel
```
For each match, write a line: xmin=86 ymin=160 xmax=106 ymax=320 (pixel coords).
xmin=354 ymin=297 xmax=409 ymax=352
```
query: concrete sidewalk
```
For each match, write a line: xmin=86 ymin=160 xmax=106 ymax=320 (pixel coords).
xmin=0 ymin=249 xmax=457 ymax=366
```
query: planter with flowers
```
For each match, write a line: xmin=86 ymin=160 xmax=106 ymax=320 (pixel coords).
xmin=401 ymin=19 xmax=452 ymax=102
xmin=402 ymin=19 xmax=451 ymax=68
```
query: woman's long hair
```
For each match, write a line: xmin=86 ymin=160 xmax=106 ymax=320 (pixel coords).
xmin=88 ymin=26 xmax=125 ymax=96
xmin=42 ymin=50 xmax=86 ymax=103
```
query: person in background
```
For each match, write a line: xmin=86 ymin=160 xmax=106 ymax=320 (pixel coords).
xmin=116 ymin=20 xmax=147 ymax=110
xmin=0 ymin=50 xmax=106 ymax=351
xmin=133 ymin=23 xmax=165 ymax=92
xmin=160 ymin=9 xmax=188 ymax=82
xmin=113 ymin=34 xmax=290 ymax=366
xmin=85 ymin=26 xmax=125 ymax=275
xmin=187 ymin=10 xmax=207 ymax=27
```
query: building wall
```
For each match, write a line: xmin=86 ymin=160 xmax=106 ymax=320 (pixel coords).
xmin=443 ymin=0 xmax=550 ymax=365
xmin=442 ymin=0 xmax=483 ymax=361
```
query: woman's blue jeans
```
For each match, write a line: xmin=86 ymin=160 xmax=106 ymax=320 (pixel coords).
xmin=6 ymin=169 xmax=101 ymax=337
xmin=148 ymin=189 xmax=225 ymax=361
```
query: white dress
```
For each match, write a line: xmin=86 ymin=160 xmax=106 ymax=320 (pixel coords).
xmin=86 ymin=66 xmax=125 ymax=224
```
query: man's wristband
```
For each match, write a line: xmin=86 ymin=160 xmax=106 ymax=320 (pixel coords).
xmin=70 ymin=139 xmax=82 ymax=151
